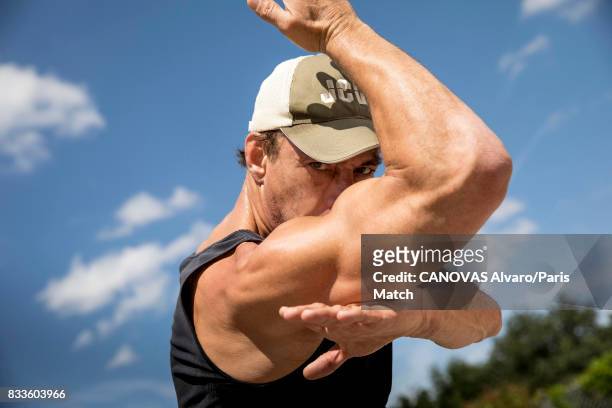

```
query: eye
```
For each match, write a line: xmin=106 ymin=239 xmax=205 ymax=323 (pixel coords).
xmin=308 ymin=162 xmax=330 ymax=170
xmin=355 ymin=167 xmax=375 ymax=175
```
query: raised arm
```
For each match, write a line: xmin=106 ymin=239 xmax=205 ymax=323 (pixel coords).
xmin=233 ymin=0 xmax=510 ymax=376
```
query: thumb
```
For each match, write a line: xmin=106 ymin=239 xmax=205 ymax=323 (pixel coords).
xmin=303 ymin=345 xmax=349 ymax=380
xmin=246 ymin=0 xmax=290 ymax=28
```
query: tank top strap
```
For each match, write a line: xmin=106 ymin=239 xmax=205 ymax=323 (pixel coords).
xmin=170 ymin=227 xmax=393 ymax=406
xmin=178 ymin=229 xmax=264 ymax=286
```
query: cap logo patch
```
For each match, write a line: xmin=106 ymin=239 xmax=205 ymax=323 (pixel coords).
xmin=320 ymin=78 xmax=368 ymax=105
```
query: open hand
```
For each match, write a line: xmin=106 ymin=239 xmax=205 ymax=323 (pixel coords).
xmin=246 ymin=0 xmax=359 ymax=52
xmin=279 ymin=302 xmax=407 ymax=380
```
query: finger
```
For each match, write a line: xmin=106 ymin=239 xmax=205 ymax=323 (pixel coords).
xmin=301 ymin=305 xmax=344 ymax=326
xmin=336 ymin=310 xmax=380 ymax=325
xmin=335 ymin=309 xmax=372 ymax=324
xmin=337 ymin=308 xmax=396 ymax=324
xmin=303 ymin=345 xmax=349 ymax=380
xmin=279 ymin=303 xmax=327 ymax=320
xmin=246 ymin=0 xmax=290 ymax=28
xmin=279 ymin=304 xmax=334 ymax=333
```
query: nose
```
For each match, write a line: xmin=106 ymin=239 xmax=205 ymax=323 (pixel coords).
xmin=337 ymin=168 xmax=355 ymax=190
xmin=327 ymin=169 xmax=355 ymax=205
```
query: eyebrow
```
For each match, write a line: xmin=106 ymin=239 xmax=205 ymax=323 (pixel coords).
xmin=360 ymin=160 xmax=380 ymax=167
xmin=360 ymin=152 xmax=382 ymax=167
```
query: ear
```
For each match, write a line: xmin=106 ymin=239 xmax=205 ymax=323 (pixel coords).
xmin=244 ymin=132 xmax=267 ymax=184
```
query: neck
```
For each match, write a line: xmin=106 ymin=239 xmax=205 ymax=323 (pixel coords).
xmin=214 ymin=176 xmax=273 ymax=239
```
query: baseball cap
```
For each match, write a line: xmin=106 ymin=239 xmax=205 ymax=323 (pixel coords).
xmin=248 ymin=54 xmax=379 ymax=164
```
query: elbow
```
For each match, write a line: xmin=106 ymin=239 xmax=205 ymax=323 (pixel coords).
xmin=465 ymin=132 xmax=513 ymax=209
xmin=470 ymin=308 xmax=502 ymax=347
xmin=448 ymin=112 xmax=513 ymax=194
xmin=479 ymin=134 xmax=512 ymax=194
xmin=439 ymin=310 xmax=502 ymax=351
xmin=430 ymin=307 xmax=503 ymax=350
xmin=475 ymin=291 xmax=503 ymax=341
xmin=484 ymin=307 xmax=502 ymax=339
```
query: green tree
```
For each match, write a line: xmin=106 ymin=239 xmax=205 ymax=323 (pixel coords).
xmin=579 ymin=351 xmax=612 ymax=398
xmin=394 ymin=308 xmax=612 ymax=407
xmin=465 ymin=383 xmax=533 ymax=408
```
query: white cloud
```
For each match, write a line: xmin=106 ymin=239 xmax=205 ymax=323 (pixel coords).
xmin=481 ymin=197 xmax=539 ymax=234
xmin=537 ymin=107 xmax=578 ymax=135
xmin=521 ymin=0 xmax=600 ymax=22
xmin=522 ymin=0 xmax=568 ymax=17
xmin=169 ymin=186 xmax=201 ymax=209
xmin=73 ymin=329 xmax=94 ymax=350
xmin=489 ymin=197 xmax=526 ymax=224
xmin=0 ymin=63 xmax=104 ymax=173
xmin=96 ymin=274 xmax=169 ymax=337
xmin=98 ymin=186 xmax=201 ymax=240
xmin=497 ymin=217 xmax=539 ymax=234
xmin=499 ymin=35 xmax=550 ymax=78
xmin=106 ymin=344 xmax=138 ymax=369
xmin=559 ymin=0 xmax=600 ymax=23
xmin=514 ymin=107 xmax=578 ymax=171
xmin=37 ymin=221 xmax=212 ymax=345
xmin=0 ymin=131 xmax=50 ymax=172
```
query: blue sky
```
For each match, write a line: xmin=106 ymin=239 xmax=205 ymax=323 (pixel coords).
xmin=1 ymin=0 xmax=611 ymax=406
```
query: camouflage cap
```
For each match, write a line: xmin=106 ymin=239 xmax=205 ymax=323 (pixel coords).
xmin=249 ymin=54 xmax=379 ymax=163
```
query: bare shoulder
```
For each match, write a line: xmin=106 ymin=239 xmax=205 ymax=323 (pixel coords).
xmin=192 ymin=238 xmax=323 ymax=383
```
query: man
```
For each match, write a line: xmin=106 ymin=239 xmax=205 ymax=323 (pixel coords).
xmin=170 ymin=0 xmax=512 ymax=406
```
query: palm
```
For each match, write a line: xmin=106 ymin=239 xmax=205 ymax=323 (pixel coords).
xmin=323 ymin=311 xmax=396 ymax=354
xmin=279 ymin=303 xmax=402 ymax=379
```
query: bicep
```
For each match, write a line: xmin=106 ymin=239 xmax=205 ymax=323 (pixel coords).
xmin=232 ymin=168 xmax=507 ymax=312
xmin=231 ymin=177 xmax=416 ymax=310
xmin=231 ymin=216 xmax=348 ymax=312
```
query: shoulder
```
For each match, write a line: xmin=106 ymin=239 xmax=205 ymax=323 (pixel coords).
xmin=194 ymin=238 xmax=258 ymax=298
xmin=192 ymin=238 xmax=323 ymax=383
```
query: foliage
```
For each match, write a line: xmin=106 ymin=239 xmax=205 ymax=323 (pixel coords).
xmin=545 ymin=384 xmax=572 ymax=408
xmin=464 ymin=383 xmax=534 ymax=408
xmin=394 ymin=308 xmax=612 ymax=407
xmin=579 ymin=351 xmax=612 ymax=398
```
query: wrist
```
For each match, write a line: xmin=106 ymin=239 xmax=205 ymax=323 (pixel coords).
xmin=322 ymin=15 xmax=366 ymax=55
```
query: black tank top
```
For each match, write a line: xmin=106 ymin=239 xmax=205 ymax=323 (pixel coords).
xmin=170 ymin=229 xmax=392 ymax=407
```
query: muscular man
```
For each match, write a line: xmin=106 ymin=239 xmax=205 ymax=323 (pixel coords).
xmin=170 ymin=1 xmax=512 ymax=406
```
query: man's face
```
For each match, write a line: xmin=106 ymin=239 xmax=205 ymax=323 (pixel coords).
xmin=261 ymin=135 xmax=380 ymax=228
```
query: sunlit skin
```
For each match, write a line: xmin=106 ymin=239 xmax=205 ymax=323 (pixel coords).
xmin=189 ymin=0 xmax=511 ymax=386
xmin=192 ymin=135 xmax=384 ymax=383
xmin=248 ymin=133 xmax=380 ymax=231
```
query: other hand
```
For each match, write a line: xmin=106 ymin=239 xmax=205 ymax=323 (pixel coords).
xmin=246 ymin=0 xmax=359 ymax=52
xmin=279 ymin=302 xmax=406 ymax=380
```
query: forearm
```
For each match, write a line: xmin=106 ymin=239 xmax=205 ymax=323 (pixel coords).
xmin=325 ymin=18 xmax=506 ymax=182
xmin=400 ymin=290 xmax=502 ymax=348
